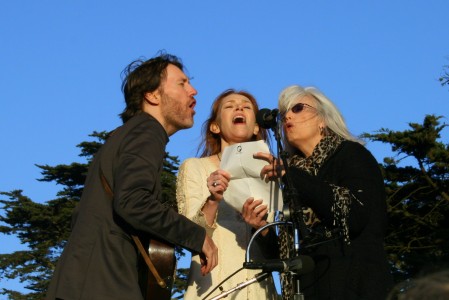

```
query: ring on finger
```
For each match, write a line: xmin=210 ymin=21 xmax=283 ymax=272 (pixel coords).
xmin=212 ymin=181 xmax=218 ymax=187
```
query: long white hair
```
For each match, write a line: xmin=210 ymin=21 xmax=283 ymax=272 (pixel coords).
xmin=278 ymin=85 xmax=363 ymax=156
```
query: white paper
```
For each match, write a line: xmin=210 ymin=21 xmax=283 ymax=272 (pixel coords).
xmin=220 ymin=140 xmax=283 ymax=219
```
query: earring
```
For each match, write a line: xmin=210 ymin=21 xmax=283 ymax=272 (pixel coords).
xmin=319 ymin=127 xmax=324 ymax=135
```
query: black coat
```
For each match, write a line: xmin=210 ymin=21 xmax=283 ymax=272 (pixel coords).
xmin=287 ymin=141 xmax=393 ymax=300
xmin=46 ymin=113 xmax=206 ymax=300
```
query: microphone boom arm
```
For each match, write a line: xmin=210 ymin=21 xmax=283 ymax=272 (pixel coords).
xmin=244 ymin=221 xmax=292 ymax=264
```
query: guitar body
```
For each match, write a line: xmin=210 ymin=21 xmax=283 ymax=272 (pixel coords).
xmin=140 ymin=239 xmax=176 ymax=300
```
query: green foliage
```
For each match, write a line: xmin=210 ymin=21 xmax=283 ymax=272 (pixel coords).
xmin=161 ymin=153 xmax=181 ymax=210
xmin=172 ymin=267 xmax=189 ymax=299
xmin=0 ymin=131 xmax=186 ymax=299
xmin=440 ymin=64 xmax=449 ymax=87
xmin=0 ymin=192 xmax=77 ymax=299
xmin=362 ymin=115 xmax=449 ymax=283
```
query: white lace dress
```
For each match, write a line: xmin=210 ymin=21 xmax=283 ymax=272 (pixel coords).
xmin=176 ymin=157 xmax=279 ymax=300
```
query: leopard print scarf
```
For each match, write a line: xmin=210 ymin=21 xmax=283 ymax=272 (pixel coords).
xmin=288 ymin=129 xmax=354 ymax=244
xmin=279 ymin=130 xmax=359 ymax=299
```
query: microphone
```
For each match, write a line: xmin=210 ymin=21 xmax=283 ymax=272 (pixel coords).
xmin=256 ymin=108 xmax=279 ymax=129
xmin=243 ymin=255 xmax=315 ymax=274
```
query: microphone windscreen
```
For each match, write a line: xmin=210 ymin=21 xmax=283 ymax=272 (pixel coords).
xmin=256 ymin=108 xmax=271 ymax=126
xmin=291 ymin=255 xmax=315 ymax=275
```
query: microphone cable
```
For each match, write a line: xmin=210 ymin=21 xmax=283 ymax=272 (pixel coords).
xmin=201 ymin=267 xmax=245 ymax=300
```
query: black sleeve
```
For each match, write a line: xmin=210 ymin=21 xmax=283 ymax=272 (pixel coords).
xmin=253 ymin=227 xmax=280 ymax=259
xmin=286 ymin=143 xmax=386 ymax=237
xmin=113 ymin=121 xmax=205 ymax=254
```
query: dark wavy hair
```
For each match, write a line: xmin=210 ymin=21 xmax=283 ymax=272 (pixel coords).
xmin=119 ymin=52 xmax=183 ymax=123
xmin=197 ymin=89 xmax=269 ymax=157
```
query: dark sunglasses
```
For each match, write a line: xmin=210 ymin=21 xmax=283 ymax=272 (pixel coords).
xmin=290 ymin=103 xmax=316 ymax=113
xmin=281 ymin=103 xmax=316 ymax=122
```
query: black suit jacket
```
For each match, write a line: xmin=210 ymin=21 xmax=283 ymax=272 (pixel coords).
xmin=46 ymin=113 xmax=206 ymax=300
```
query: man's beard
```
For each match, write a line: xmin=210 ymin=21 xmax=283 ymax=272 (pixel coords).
xmin=161 ymin=93 xmax=194 ymax=131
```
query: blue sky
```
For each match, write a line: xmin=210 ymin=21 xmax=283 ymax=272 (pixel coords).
xmin=1 ymin=0 xmax=448 ymax=294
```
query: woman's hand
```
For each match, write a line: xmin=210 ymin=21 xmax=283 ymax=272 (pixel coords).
xmin=241 ymin=197 xmax=268 ymax=234
xmin=207 ymin=169 xmax=231 ymax=202
xmin=253 ymin=152 xmax=285 ymax=182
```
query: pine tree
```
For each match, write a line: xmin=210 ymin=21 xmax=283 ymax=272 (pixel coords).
xmin=440 ymin=63 xmax=449 ymax=88
xmin=363 ymin=114 xmax=449 ymax=283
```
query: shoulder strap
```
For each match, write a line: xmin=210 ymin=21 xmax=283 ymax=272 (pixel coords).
xmin=99 ymin=170 xmax=168 ymax=289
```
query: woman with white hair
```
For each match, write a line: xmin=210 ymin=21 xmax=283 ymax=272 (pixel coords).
xmin=258 ymin=85 xmax=393 ymax=300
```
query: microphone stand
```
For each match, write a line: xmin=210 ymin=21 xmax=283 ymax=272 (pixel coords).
xmin=206 ymin=273 xmax=270 ymax=300
xmin=270 ymin=115 xmax=309 ymax=240
xmin=204 ymin=223 xmax=287 ymax=300
xmin=268 ymin=117 xmax=309 ymax=300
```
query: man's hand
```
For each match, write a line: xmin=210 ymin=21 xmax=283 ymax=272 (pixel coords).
xmin=199 ymin=234 xmax=218 ymax=276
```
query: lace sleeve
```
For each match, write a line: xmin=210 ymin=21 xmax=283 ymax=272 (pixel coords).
xmin=176 ymin=158 xmax=217 ymax=236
